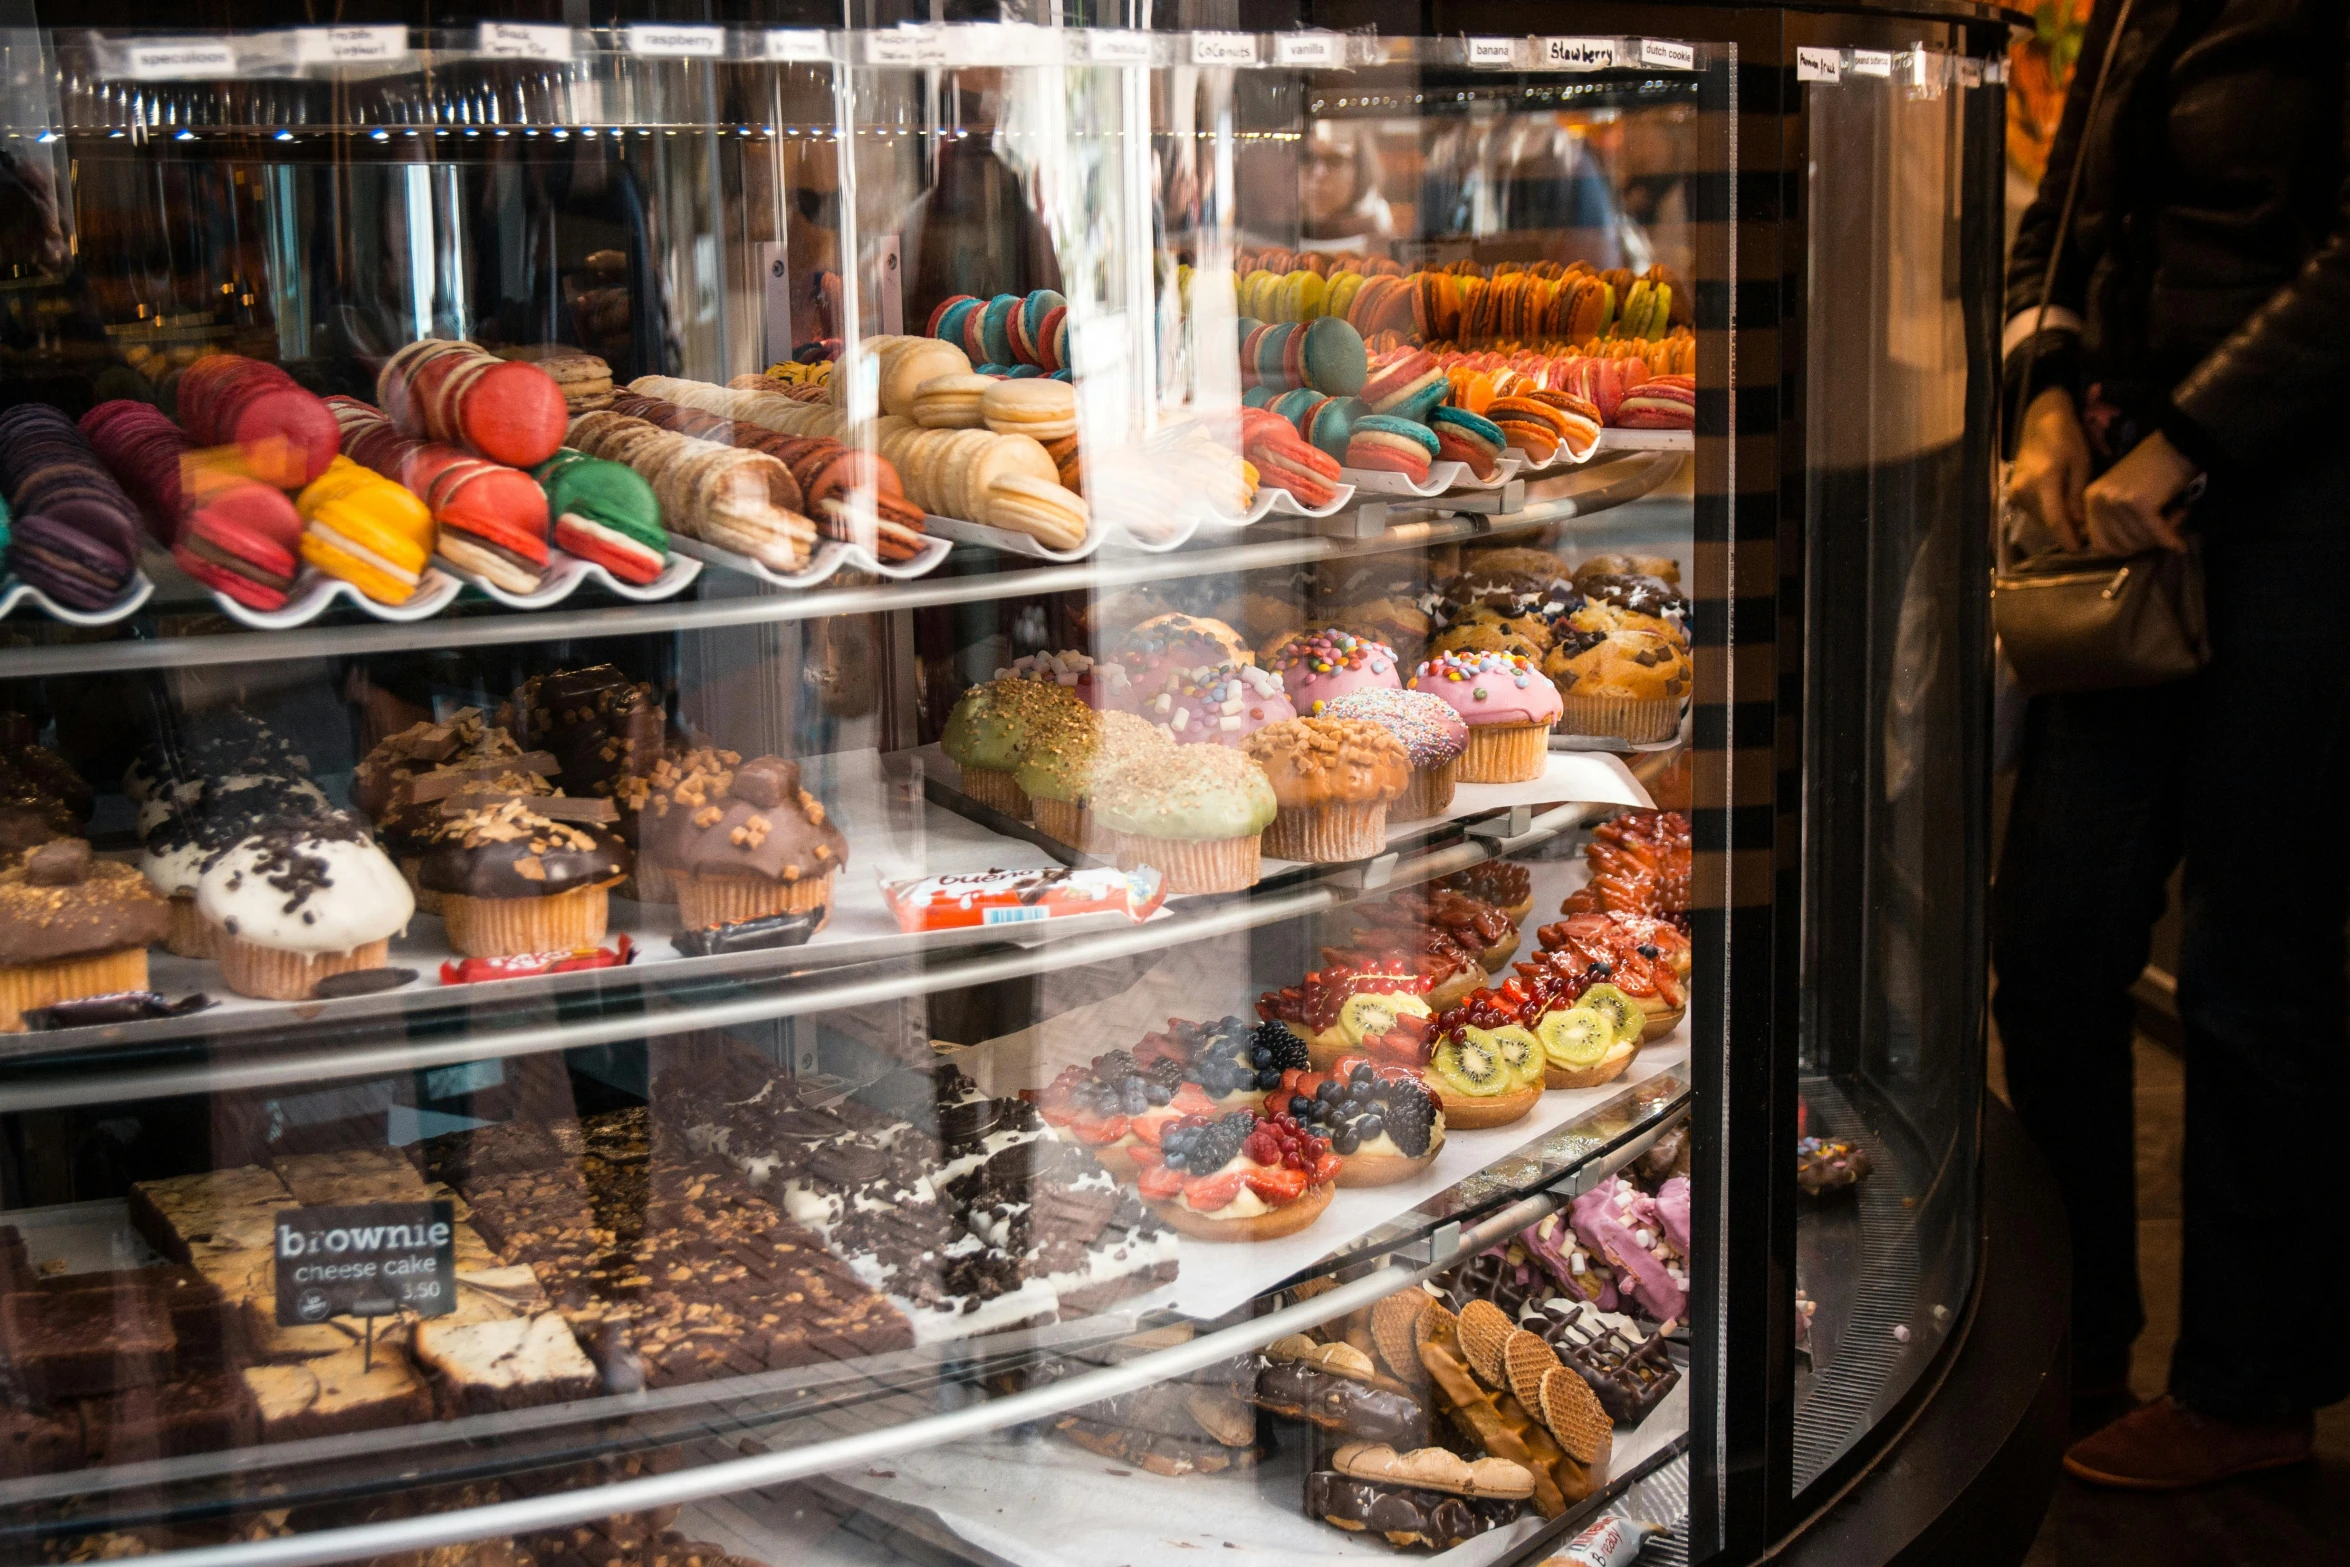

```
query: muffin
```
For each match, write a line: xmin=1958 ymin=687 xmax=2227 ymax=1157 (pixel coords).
xmin=997 ymin=649 xmax=1133 ymax=710
xmin=1268 ymin=629 xmax=1403 ymax=717
xmin=618 ymin=744 xmax=742 ymax=903
xmin=1141 ymin=662 xmax=1295 ymax=746
xmin=1423 ymin=568 xmax=1580 ymax=639
xmin=419 ymin=799 xmax=629 ymax=957
xmin=1320 ymin=689 xmax=1468 ymax=822
xmin=1090 ymin=743 xmax=1277 ymax=894
xmin=371 ymin=754 xmax=559 ymax=916
xmin=140 ymin=775 xmax=335 ymax=958
xmin=940 ymin=677 xmax=1080 ymax=819
xmin=1572 ymin=551 xmax=1680 ymax=587
xmin=1336 ymin=596 xmax=1430 ymax=664
xmin=1017 ymin=708 xmax=1170 ymax=851
xmin=657 ymin=755 xmax=847 ymax=932
xmin=197 ymin=814 xmax=414 ymax=1000
xmin=1410 ymin=650 xmax=1563 ymax=783
xmin=1544 ymin=628 xmax=1691 ymax=743
xmin=0 ymin=840 xmax=169 ymax=1030
xmin=1116 ymin=614 xmax=1254 ymax=698
xmin=1240 ymin=717 xmax=1410 ymax=862
xmin=1427 ymin=622 xmax=1545 ymax=664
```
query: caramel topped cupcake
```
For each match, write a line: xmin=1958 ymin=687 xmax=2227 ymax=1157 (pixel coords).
xmin=0 ymin=840 xmax=169 ymax=1029
xmin=621 ymin=744 xmax=743 ymax=902
xmin=420 ymin=798 xmax=630 ymax=957
xmin=657 ymin=756 xmax=847 ymax=932
xmin=1239 ymin=717 xmax=1410 ymax=863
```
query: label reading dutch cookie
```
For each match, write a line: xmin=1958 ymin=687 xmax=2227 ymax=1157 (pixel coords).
xmin=275 ymin=1201 xmax=456 ymax=1325
xmin=1638 ymin=38 xmax=1696 ymax=70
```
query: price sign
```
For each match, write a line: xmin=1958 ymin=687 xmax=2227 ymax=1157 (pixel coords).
xmin=275 ymin=1202 xmax=456 ymax=1327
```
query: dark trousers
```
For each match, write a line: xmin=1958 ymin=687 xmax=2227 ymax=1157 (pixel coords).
xmin=1991 ymin=461 xmax=2350 ymax=1419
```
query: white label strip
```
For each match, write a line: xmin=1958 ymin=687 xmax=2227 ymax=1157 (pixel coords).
xmin=1795 ymin=45 xmax=1841 ymax=82
xmin=1273 ymin=32 xmax=1342 ymax=66
xmin=1543 ymin=37 xmax=1617 ymax=70
xmin=478 ymin=22 xmax=573 ymax=61
xmin=1089 ymin=30 xmax=1153 ymax=63
xmin=1638 ymin=38 xmax=1696 ymax=70
xmin=1849 ymin=48 xmax=1893 ymax=77
xmin=292 ymin=26 xmax=407 ymax=65
xmin=1957 ymin=55 xmax=1984 ymax=87
xmin=123 ymin=39 xmax=238 ymax=79
xmin=765 ymin=29 xmax=829 ymax=62
xmin=1466 ymin=36 xmax=1517 ymax=66
xmin=1190 ymin=31 xmax=1260 ymax=66
xmin=940 ymin=25 xmax=1057 ymax=65
xmin=868 ymin=28 xmax=948 ymax=65
xmin=625 ymin=24 xmax=725 ymax=58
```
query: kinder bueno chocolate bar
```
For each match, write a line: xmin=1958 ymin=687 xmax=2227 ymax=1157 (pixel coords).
xmin=882 ymin=866 xmax=1166 ymax=932
xmin=1541 ymin=1516 xmax=1662 ymax=1567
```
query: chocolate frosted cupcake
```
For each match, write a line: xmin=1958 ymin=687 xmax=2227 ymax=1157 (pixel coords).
xmin=1240 ymin=717 xmax=1411 ymax=862
xmin=620 ymin=744 xmax=742 ymax=903
xmin=196 ymin=813 xmax=414 ymax=1000
xmin=419 ymin=798 xmax=630 ymax=957
xmin=0 ymin=840 xmax=169 ymax=1030
xmin=658 ymin=756 xmax=846 ymax=932
xmin=498 ymin=665 xmax=668 ymax=807
xmin=358 ymin=714 xmax=561 ymax=914
xmin=351 ymin=706 xmax=530 ymax=821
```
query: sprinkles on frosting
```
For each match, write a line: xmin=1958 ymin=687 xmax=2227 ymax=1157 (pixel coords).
xmin=999 ymin=649 xmax=1131 ymax=702
xmin=1319 ymin=689 xmax=1467 ymax=767
xmin=1413 ymin=649 xmax=1543 ymax=689
xmin=1146 ymin=661 xmax=1292 ymax=741
xmin=1272 ymin=628 xmax=1397 ymax=680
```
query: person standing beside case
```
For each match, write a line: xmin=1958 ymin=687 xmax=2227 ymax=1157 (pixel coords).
xmin=1995 ymin=0 xmax=2350 ymax=1490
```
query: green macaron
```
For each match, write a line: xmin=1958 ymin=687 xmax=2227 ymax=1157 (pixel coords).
xmin=1300 ymin=316 xmax=1368 ymax=397
xmin=534 ymin=449 xmax=663 ymax=547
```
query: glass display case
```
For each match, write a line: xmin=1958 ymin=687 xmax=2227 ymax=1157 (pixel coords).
xmin=0 ymin=3 xmax=2021 ymax=1564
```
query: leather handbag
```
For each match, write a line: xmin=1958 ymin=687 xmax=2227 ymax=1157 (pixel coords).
xmin=1992 ymin=534 xmax=2209 ymax=694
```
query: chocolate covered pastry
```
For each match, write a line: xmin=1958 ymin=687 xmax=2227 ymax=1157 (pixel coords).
xmin=500 ymin=666 xmax=669 ymax=806
xmin=1528 ymin=1299 xmax=1680 ymax=1423
xmin=1305 ymin=1473 xmax=1524 ymax=1550
xmin=650 ymin=754 xmax=847 ymax=933
xmin=1797 ymin=1135 xmax=1872 ymax=1193
xmin=1056 ymin=1413 xmax=1261 ymax=1476
xmin=0 ymin=841 xmax=170 ymax=1030
xmin=1240 ymin=1334 xmax=1427 ymax=1443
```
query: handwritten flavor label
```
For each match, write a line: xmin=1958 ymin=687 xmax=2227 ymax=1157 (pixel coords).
xmin=1956 ymin=56 xmax=1984 ymax=87
xmin=626 ymin=24 xmax=725 ymax=59
xmin=123 ymin=39 xmax=238 ymax=80
xmin=765 ymin=29 xmax=829 ymax=63
xmin=1273 ymin=32 xmax=1342 ymax=66
xmin=1849 ymin=49 xmax=1893 ymax=77
xmin=1467 ymin=37 xmax=1517 ymax=67
xmin=1795 ymin=46 xmax=1841 ymax=82
xmin=478 ymin=23 xmax=573 ymax=62
xmin=868 ymin=29 xmax=947 ymax=65
xmin=1543 ymin=38 xmax=1617 ymax=70
xmin=275 ymin=1203 xmax=456 ymax=1325
xmin=1089 ymin=30 xmax=1153 ymax=64
xmin=292 ymin=27 xmax=408 ymax=65
xmin=1191 ymin=32 xmax=1260 ymax=67
xmin=1639 ymin=38 xmax=1696 ymax=70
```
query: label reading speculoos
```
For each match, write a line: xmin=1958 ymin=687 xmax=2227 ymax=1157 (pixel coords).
xmin=275 ymin=1202 xmax=456 ymax=1326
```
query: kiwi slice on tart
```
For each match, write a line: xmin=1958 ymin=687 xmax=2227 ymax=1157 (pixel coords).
xmin=1336 ymin=990 xmax=1430 ymax=1046
xmin=1538 ymin=1005 xmax=1619 ymax=1069
xmin=1575 ymin=984 xmax=1642 ymax=1045
xmin=1433 ymin=1030 xmax=1509 ymax=1097
xmin=1482 ymin=1023 xmax=1545 ymax=1088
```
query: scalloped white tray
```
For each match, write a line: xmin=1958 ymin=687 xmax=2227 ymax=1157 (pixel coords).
xmin=667 ymin=533 xmax=849 ymax=588
xmin=0 ymin=570 xmax=154 ymax=626
xmin=213 ymin=565 xmax=463 ymax=629
xmin=434 ymin=549 xmax=703 ymax=608
xmin=922 ymin=511 xmax=1098 ymax=562
xmin=1341 ymin=458 xmax=1478 ymax=496
xmin=840 ymin=530 xmax=954 ymax=579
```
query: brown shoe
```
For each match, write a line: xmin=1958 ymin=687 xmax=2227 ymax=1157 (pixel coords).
xmin=2063 ymin=1395 xmax=2314 ymax=1490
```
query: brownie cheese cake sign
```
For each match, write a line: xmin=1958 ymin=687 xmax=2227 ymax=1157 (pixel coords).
xmin=275 ymin=1201 xmax=457 ymax=1363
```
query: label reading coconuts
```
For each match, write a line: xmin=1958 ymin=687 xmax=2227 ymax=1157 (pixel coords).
xmin=275 ymin=1202 xmax=456 ymax=1325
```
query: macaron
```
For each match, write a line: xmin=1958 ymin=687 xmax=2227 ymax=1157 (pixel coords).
xmin=927 ymin=294 xmax=979 ymax=339
xmin=535 ymin=448 xmax=666 ymax=585
xmin=982 ymin=379 xmax=1077 ymax=442
xmin=1242 ymin=385 xmax=1276 ymax=409
xmin=173 ymin=494 xmax=302 ymax=610
xmin=296 ymin=454 xmax=434 ymax=605
xmin=377 ymin=339 xmax=567 ymax=470
xmin=1299 ymin=316 xmax=1368 ymax=397
xmin=1345 ymin=414 xmax=1441 ymax=484
xmin=1256 ymin=322 xmax=1300 ymax=389
xmin=417 ymin=452 xmax=550 ymax=595
xmin=176 ymin=354 xmax=342 ymax=488
xmin=1039 ymin=306 xmax=1068 ymax=373
xmin=1431 ymin=405 xmax=1506 ymax=480
xmin=1487 ymin=396 xmax=1573 ymax=462
xmin=1361 ymin=348 xmax=1446 ymax=414
xmin=979 ymin=295 xmax=1021 ymax=368
xmin=10 ymin=508 xmax=137 ymax=610
xmin=1271 ymin=388 xmax=1327 ymax=428
xmin=1017 ymin=290 xmax=1065 ymax=367
xmin=1301 ymin=395 xmax=1367 ymax=463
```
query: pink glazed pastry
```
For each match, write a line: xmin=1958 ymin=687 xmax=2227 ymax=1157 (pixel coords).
xmin=999 ymin=649 xmax=1133 ymax=710
xmin=1115 ymin=615 xmax=1253 ymax=699
xmin=1270 ymin=628 xmax=1404 ymax=716
xmin=1409 ymin=649 xmax=1562 ymax=783
xmin=1143 ymin=662 xmax=1295 ymax=745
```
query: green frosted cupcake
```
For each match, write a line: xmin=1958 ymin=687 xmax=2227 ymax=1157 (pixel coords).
xmin=1091 ymin=742 xmax=1276 ymax=894
xmin=1016 ymin=708 xmax=1170 ymax=852
xmin=940 ymin=678 xmax=1080 ymax=820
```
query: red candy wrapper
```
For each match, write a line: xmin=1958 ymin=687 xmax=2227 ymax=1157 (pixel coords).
xmin=881 ymin=866 xmax=1166 ymax=932
xmin=440 ymin=933 xmax=635 ymax=985
xmin=1541 ymin=1518 xmax=1662 ymax=1567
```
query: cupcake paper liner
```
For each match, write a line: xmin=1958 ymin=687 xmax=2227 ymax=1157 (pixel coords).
xmin=674 ymin=869 xmax=835 ymax=933
xmin=164 ymin=894 xmax=217 ymax=960
xmin=0 ymin=948 xmax=149 ymax=1031
xmin=1457 ymin=721 xmax=1550 ymax=783
xmin=959 ymin=765 xmax=1030 ymax=820
xmin=1031 ymin=795 xmax=1099 ymax=852
xmin=1261 ymin=800 xmax=1389 ymax=863
xmin=1390 ymin=761 xmax=1458 ymax=823
xmin=1557 ymin=693 xmax=1682 ymax=745
xmin=210 ymin=930 xmax=387 ymax=1002
xmin=439 ymin=884 xmax=611 ymax=958
xmin=1113 ymin=831 xmax=1261 ymax=894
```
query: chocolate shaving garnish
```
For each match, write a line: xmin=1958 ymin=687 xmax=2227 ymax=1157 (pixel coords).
xmin=669 ymin=909 xmax=822 ymax=957
xmin=407 ymin=752 xmax=563 ymax=802
xmin=728 ymin=756 xmax=801 ymax=810
xmin=22 ymin=990 xmax=214 ymax=1030
xmin=312 ymin=967 xmax=420 ymax=999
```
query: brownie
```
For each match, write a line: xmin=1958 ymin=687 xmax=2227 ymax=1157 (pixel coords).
xmin=243 ymin=1344 xmax=433 ymax=1442
xmin=0 ymin=1226 xmax=30 ymax=1293
xmin=1 ymin=1288 xmax=174 ymax=1402
xmin=0 ymin=1402 xmax=82 ymax=1478
xmin=79 ymin=1374 xmax=259 ymax=1465
xmin=36 ymin=1267 xmax=238 ymax=1374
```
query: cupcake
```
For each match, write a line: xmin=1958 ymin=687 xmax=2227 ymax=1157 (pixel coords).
xmin=1090 ymin=743 xmax=1276 ymax=894
xmin=619 ymin=744 xmax=742 ymax=903
xmin=371 ymin=754 xmax=558 ymax=915
xmin=1017 ymin=708 xmax=1170 ymax=851
xmin=352 ymin=706 xmax=529 ymax=821
xmin=419 ymin=799 xmax=628 ymax=957
xmin=140 ymin=775 xmax=335 ymax=958
xmin=1141 ymin=662 xmax=1296 ymax=746
xmin=997 ymin=649 xmax=1133 ymax=710
xmin=499 ymin=665 xmax=669 ymax=804
xmin=656 ymin=756 xmax=846 ymax=933
xmin=1410 ymin=651 xmax=1562 ymax=784
xmin=1267 ymin=629 xmax=1403 ymax=717
xmin=0 ymin=840 xmax=169 ymax=1030
xmin=1320 ymin=689 xmax=1467 ymax=822
xmin=940 ymin=678 xmax=1080 ymax=819
xmin=1116 ymin=614 xmax=1254 ymax=698
xmin=197 ymin=814 xmax=414 ymax=1000
xmin=1427 ymin=622 xmax=1545 ymax=664
xmin=1543 ymin=628 xmax=1691 ymax=744
xmin=1239 ymin=717 xmax=1409 ymax=863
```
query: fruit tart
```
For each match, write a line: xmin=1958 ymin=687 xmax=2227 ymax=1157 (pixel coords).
xmin=1442 ymin=861 xmax=1533 ymax=924
xmin=1034 ymin=1048 xmax=1225 ymax=1174
xmin=1525 ymin=915 xmax=1687 ymax=1041
xmin=1322 ymin=919 xmax=1488 ymax=1012
xmin=1265 ymin=1055 xmax=1445 ymax=1186
xmin=1345 ymin=884 xmax=1522 ymax=972
xmin=1130 ymin=1014 xmax=1312 ymax=1110
xmin=1257 ymin=960 xmax=1434 ymax=1070
xmin=1421 ymin=988 xmax=1550 ymax=1122
xmin=1132 ymin=1109 xmax=1340 ymax=1241
xmin=1560 ymin=808 xmax=1690 ymax=925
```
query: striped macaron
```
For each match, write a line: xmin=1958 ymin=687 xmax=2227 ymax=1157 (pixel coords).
xmin=1346 ymin=413 xmax=1441 ymax=483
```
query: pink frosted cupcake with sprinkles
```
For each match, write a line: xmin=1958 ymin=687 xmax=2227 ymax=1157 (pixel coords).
xmin=1143 ymin=661 xmax=1296 ymax=745
xmin=999 ymin=649 xmax=1133 ymax=710
xmin=1409 ymin=649 xmax=1561 ymax=782
xmin=1270 ymin=628 xmax=1403 ymax=716
xmin=1322 ymin=688 xmax=1469 ymax=821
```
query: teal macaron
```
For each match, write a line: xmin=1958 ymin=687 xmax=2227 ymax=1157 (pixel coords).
xmin=1256 ymin=322 xmax=1300 ymax=388
xmin=1386 ymin=378 xmax=1449 ymax=426
xmin=1303 ymin=395 xmax=1368 ymax=462
xmin=935 ymin=296 xmax=982 ymax=349
xmin=1353 ymin=412 xmax=1441 ymax=455
xmin=1242 ymin=384 xmax=1276 ymax=409
xmin=1300 ymin=316 xmax=1367 ymax=397
xmin=1430 ymin=403 xmax=1506 ymax=447
xmin=979 ymin=294 xmax=1021 ymax=367
xmin=1020 ymin=290 xmax=1064 ymax=366
xmin=1272 ymin=388 xmax=1327 ymax=428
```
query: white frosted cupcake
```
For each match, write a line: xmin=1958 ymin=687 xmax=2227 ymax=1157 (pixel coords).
xmin=138 ymin=776 xmax=336 ymax=959
xmin=197 ymin=813 xmax=415 ymax=1000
